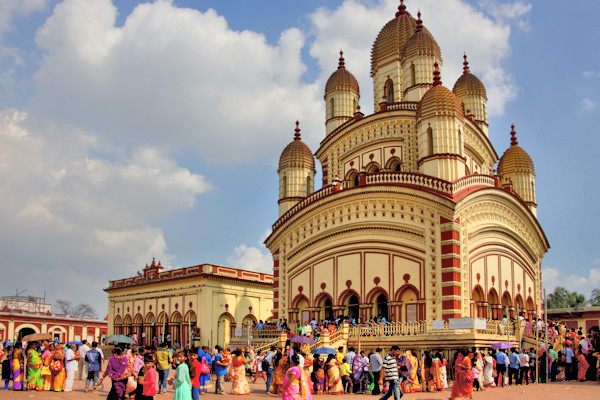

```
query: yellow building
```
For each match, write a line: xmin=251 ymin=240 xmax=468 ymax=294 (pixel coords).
xmin=265 ymin=2 xmax=549 ymax=328
xmin=105 ymin=258 xmax=273 ymax=348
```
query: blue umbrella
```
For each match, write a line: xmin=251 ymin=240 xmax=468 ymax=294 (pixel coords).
xmin=68 ymin=341 xmax=83 ymax=345
xmin=311 ymin=347 xmax=338 ymax=355
xmin=105 ymin=334 xmax=136 ymax=344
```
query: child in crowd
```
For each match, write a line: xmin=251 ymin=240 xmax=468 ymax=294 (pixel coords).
xmin=471 ymin=357 xmax=480 ymax=391
xmin=139 ymin=354 xmax=157 ymax=400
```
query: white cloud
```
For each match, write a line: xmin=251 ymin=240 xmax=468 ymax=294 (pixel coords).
xmin=581 ymin=97 xmax=597 ymax=111
xmin=582 ymin=70 xmax=600 ymax=78
xmin=308 ymin=0 xmax=521 ymax=116
xmin=31 ymin=0 xmax=323 ymax=165
xmin=478 ymin=1 xmax=532 ymax=31
xmin=227 ymin=230 xmax=273 ymax=273
xmin=0 ymin=108 xmax=213 ymax=313
xmin=542 ymin=266 xmax=600 ymax=296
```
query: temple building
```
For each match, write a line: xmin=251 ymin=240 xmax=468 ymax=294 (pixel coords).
xmin=265 ymin=1 xmax=549 ymax=328
xmin=105 ymin=259 xmax=273 ymax=348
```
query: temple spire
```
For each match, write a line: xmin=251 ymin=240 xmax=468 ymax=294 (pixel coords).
xmin=294 ymin=120 xmax=301 ymax=141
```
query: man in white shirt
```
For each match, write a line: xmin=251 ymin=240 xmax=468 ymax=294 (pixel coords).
xmin=78 ymin=340 xmax=90 ymax=380
xmin=518 ymin=349 xmax=530 ymax=384
xmin=64 ymin=343 xmax=79 ymax=392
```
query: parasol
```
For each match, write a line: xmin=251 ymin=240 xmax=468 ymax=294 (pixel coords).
xmin=105 ymin=334 xmax=136 ymax=344
xmin=290 ymin=335 xmax=316 ymax=345
xmin=490 ymin=342 xmax=513 ymax=350
xmin=311 ymin=347 xmax=338 ymax=355
xmin=21 ymin=333 xmax=52 ymax=342
xmin=68 ymin=341 xmax=83 ymax=345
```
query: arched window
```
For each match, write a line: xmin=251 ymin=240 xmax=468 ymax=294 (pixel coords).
xmin=346 ymin=170 xmax=359 ymax=187
xmin=427 ymin=127 xmax=434 ymax=156
xmin=324 ymin=298 xmax=333 ymax=321
xmin=347 ymin=295 xmax=360 ymax=320
xmin=366 ymin=163 xmax=380 ymax=174
xmin=306 ymin=175 xmax=312 ymax=197
xmin=376 ymin=294 xmax=388 ymax=321
xmin=329 ymin=98 xmax=335 ymax=119
xmin=410 ymin=63 xmax=416 ymax=87
xmin=385 ymin=79 xmax=394 ymax=103
xmin=282 ymin=175 xmax=287 ymax=198
xmin=386 ymin=157 xmax=402 ymax=171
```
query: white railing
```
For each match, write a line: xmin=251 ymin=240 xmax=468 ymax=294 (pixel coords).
xmin=451 ymin=174 xmax=495 ymax=192
xmin=349 ymin=320 xmax=516 ymax=338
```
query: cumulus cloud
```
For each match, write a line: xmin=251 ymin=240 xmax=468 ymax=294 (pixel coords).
xmin=31 ymin=0 xmax=323 ymax=165
xmin=542 ymin=266 xmax=600 ymax=296
xmin=478 ymin=0 xmax=532 ymax=31
xmin=581 ymin=97 xmax=597 ymax=111
xmin=227 ymin=230 xmax=273 ymax=273
xmin=0 ymin=108 xmax=213 ymax=313
xmin=308 ymin=0 xmax=523 ymax=116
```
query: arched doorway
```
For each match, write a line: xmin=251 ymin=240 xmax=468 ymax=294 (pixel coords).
xmin=515 ymin=295 xmax=525 ymax=317
xmin=217 ymin=313 xmax=234 ymax=348
xmin=157 ymin=312 xmax=169 ymax=344
xmin=526 ymin=297 xmax=535 ymax=321
xmin=145 ymin=313 xmax=156 ymax=346
xmin=17 ymin=327 xmax=36 ymax=340
xmin=294 ymin=296 xmax=310 ymax=324
xmin=133 ymin=314 xmax=143 ymax=344
xmin=113 ymin=315 xmax=122 ymax=336
xmin=184 ymin=311 xmax=197 ymax=347
xmin=488 ymin=289 xmax=500 ymax=320
xmin=472 ymin=286 xmax=486 ymax=318
xmin=375 ymin=294 xmax=389 ymax=321
xmin=347 ymin=295 xmax=360 ymax=320
xmin=501 ymin=292 xmax=513 ymax=319
xmin=122 ymin=315 xmax=132 ymax=336
xmin=170 ymin=312 xmax=182 ymax=347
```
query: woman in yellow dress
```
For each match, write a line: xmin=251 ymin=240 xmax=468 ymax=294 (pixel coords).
xmin=325 ymin=354 xmax=343 ymax=395
xmin=41 ymin=343 xmax=53 ymax=391
xmin=270 ymin=353 xmax=287 ymax=394
xmin=401 ymin=350 xmax=421 ymax=393
xmin=50 ymin=344 xmax=66 ymax=391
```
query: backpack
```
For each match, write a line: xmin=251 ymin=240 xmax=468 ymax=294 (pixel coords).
xmin=261 ymin=358 xmax=270 ymax=371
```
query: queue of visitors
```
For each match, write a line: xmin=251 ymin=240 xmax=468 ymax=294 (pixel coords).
xmin=1 ymin=320 xmax=599 ymax=400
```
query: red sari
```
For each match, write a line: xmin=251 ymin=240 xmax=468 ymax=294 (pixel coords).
xmin=577 ymin=353 xmax=589 ymax=381
xmin=450 ymin=356 xmax=473 ymax=400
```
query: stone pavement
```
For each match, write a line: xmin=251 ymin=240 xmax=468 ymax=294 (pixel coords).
xmin=0 ymin=379 xmax=598 ymax=400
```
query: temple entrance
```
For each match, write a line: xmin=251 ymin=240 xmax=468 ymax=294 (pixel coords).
xmin=347 ymin=295 xmax=360 ymax=320
xmin=376 ymin=294 xmax=388 ymax=320
xmin=17 ymin=327 xmax=35 ymax=340
xmin=323 ymin=298 xmax=333 ymax=321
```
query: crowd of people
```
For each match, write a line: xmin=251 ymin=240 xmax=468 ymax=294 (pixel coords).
xmin=1 ymin=320 xmax=599 ymax=400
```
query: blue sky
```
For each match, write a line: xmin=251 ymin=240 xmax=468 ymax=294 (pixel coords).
xmin=0 ymin=0 xmax=598 ymax=316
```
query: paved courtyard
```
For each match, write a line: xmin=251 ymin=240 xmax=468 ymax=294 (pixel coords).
xmin=1 ymin=378 xmax=597 ymax=400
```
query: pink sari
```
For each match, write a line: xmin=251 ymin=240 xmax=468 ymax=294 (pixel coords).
xmin=282 ymin=366 xmax=311 ymax=400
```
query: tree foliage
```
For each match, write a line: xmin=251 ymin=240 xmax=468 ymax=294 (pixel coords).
xmin=55 ymin=299 xmax=97 ymax=319
xmin=590 ymin=288 xmax=600 ymax=307
xmin=546 ymin=286 xmax=588 ymax=309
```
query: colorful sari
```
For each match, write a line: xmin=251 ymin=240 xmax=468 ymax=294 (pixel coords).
xmin=10 ymin=348 xmax=24 ymax=390
xmin=430 ymin=357 xmax=443 ymax=391
xmin=282 ymin=365 xmax=311 ymax=400
xmin=303 ymin=356 xmax=314 ymax=393
xmin=41 ymin=349 xmax=52 ymax=390
xmin=314 ymin=364 xmax=325 ymax=394
xmin=326 ymin=359 xmax=343 ymax=395
xmin=26 ymin=348 xmax=43 ymax=390
xmin=449 ymin=356 xmax=473 ymax=400
xmin=231 ymin=356 xmax=250 ymax=395
xmin=401 ymin=351 xmax=421 ymax=393
xmin=270 ymin=358 xmax=286 ymax=394
xmin=50 ymin=345 xmax=66 ymax=391
xmin=197 ymin=350 xmax=212 ymax=392
xmin=106 ymin=354 xmax=133 ymax=400
xmin=577 ymin=353 xmax=589 ymax=381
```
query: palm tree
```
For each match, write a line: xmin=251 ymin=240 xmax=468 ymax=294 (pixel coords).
xmin=590 ymin=288 xmax=600 ymax=306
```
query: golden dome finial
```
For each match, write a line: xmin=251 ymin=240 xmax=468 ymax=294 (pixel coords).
xmin=294 ymin=120 xmax=301 ymax=141
xmin=510 ymin=124 xmax=518 ymax=146
xmin=463 ymin=53 xmax=470 ymax=74
xmin=433 ymin=63 xmax=442 ymax=86
xmin=416 ymin=10 xmax=423 ymax=32
xmin=396 ymin=0 xmax=407 ymax=17
xmin=338 ymin=50 xmax=345 ymax=69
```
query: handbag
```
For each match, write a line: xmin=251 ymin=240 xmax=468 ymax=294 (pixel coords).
xmin=126 ymin=376 xmax=137 ymax=394
xmin=200 ymin=358 xmax=210 ymax=374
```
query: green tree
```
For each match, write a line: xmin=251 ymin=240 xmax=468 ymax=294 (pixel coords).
xmin=546 ymin=286 xmax=588 ymax=309
xmin=590 ymin=288 xmax=600 ymax=306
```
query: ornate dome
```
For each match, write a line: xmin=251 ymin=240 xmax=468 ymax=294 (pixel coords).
xmin=371 ymin=1 xmax=426 ymax=75
xmin=453 ymin=54 xmax=487 ymax=99
xmin=498 ymin=125 xmax=535 ymax=174
xmin=325 ymin=51 xmax=359 ymax=95
xmin=416 ymin=64 xmax=463 ymax=120
xmin=401 ymin=12 xmax=441 ymax=61
xmin=278 ymin=121 xmax=316 ymax=173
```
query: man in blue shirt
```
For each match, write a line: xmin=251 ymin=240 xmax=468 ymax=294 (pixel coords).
xmin=507 ymin=348 xmax=520 ymax=385
xmin=213 ymin=346 xmax=229 ymax=394
xmin=495 ymin=349 xmax=508 ymax=387
xmin=561 ymin=343 xmax=575 ymax=381
xmin=264 ymin=345 xmax=276 ymax=393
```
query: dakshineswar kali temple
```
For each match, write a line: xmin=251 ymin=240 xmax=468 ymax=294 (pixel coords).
xmin=264 ymin=1 xmax=549 ymax=346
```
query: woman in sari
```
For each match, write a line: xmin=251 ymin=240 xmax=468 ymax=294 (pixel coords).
xmin=482 ymin=349 xmax=496 ymax=388
xmin=98 ymin=347 xmax=134 ymax=400
xmin=302 ymin=352 xmax=314 ymax=394
xmin=10 ymin=342 xmax=24 ymax=391
xmin=577 ymin=345 xmax=589 ymax=382
xmin=352 ymin=351 xmax=367 ymax=393
xmin=230 ymin=350 xmax=250 ymax=395
xmin=282 ymin=354 xmax=311 ymax=400
xmin=325 ymin=354 xmax=343 ymax=395
xmin=449 ymin=350 xmax=473 ymax=400
xmin=421 ymin=351 xmax=434 ymax=392
xmin=313 ymin=357 xmax=325 ymax=394
xmin=50 ymin=343 xmax=66 ymax=391
xmin=437 ymin=352 xmax=449 ymax=389
xmin=41 ymin=343 xmax=53 ymax=391
xmin=401 ymin=350 xmax=421 ymax=393
xmin=430 ymin=352 xmax=443 ymax=391
xmin=26 ymin=341 xmax=43 ymax=391
xmin=271 ymin=353 xmax=286 ymax=394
